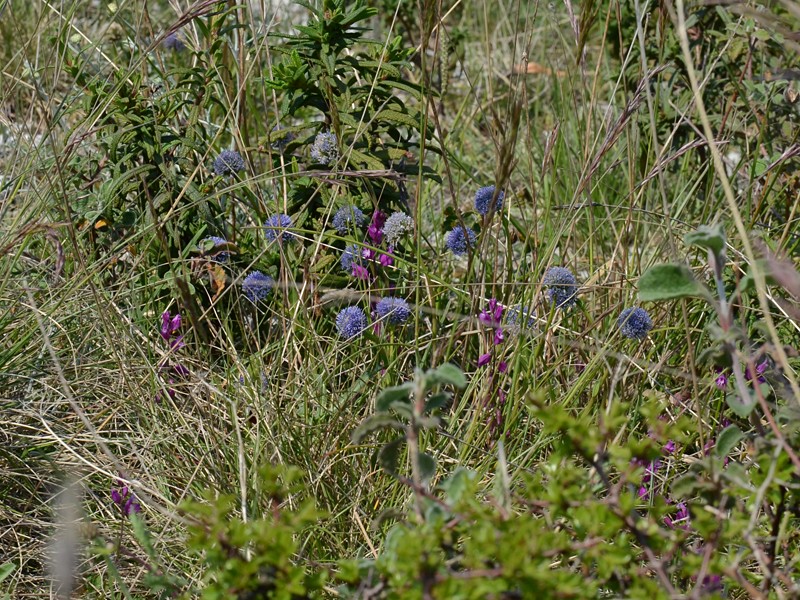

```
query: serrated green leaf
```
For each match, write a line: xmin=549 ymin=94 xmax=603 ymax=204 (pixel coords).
xmin=348 ymin=148 xmax=385 ymax=171
xmin=427 ymin=363 xmax=467 ymax=388
xmin=726 ymin=391 xmax=757 ymax=418
xmin=374 ymin=108 xmax=420 ymax=130
xmin=685 ymin=224 xmax=726 ymax=256
xmin=714 ymin=424 xmax=745 ymax=458
xmin=376 ymin=382 xmax=414 ymax=411
xmin=638 ymin=264 xmax=706 ymax=301
xmin=352 ymin=414 xmax=403 ymax=444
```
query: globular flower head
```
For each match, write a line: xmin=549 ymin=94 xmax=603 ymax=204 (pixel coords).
xmin=383 ymin=212 xmax=414 ymax=245
xmin=474 ymin=185 xmax=504 ymax=216
xmin=270 ymin=124 xmax=294 ymax=151
xmin=543 ymin=266 xmax=578 ymax=309
xmin=163 ymin=32 xmax=185 ymax=51
xmin=332 ymin=204 xmax=366 ymax=235
xmin=375 ymin=297 xmax=412 ymax=325
xmin=213 ymin=149 xmax=245 ymax=176
xmin=264 ymin=213 xmax=294 ymax=243
xmin=445 ymin=225 xmax=477 ymax=256
xmin=340 ymin=244 xmax=364 ymax=273
xmin=242 ymin=271 xmax=275 ymax=303
xmin=202 ymin=236 xmax=230 ymax=263
xmin=505 ymin=304 xmax=536 ymax=333
xmin=617 ymin=307 xmax=653 ymax=340
xmin=310 ymin=131 xmax=339 ymax=165
xmin=336 ymin=306 xmax=368 ymax=339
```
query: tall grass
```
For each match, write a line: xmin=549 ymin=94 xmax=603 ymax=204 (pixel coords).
xmin=2 ymin=0 xmax=799 ymax=596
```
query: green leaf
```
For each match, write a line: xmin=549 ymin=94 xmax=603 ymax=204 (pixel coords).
xmin=0 ymin=562 xmax=16 ymax=585
xmin=130 ymin=512 xmax=157 ymax=561
xmin=726 ymin=391 xmax=757 ymax=418
xmin=684 ymin=224 xmax=726 ymax=256
xmin=376 ymin=382 xmax=414 ymax=412
xmin=714 ymin=424 xmax=744 ymax=458
xmin=378 ymin=437 xmax=405 ymax=475
xmin=424 ymin=392 xmax=451 ymax=413
xmin=351 ymin=414 xmax=403 ymax=444
xmin=417 ymin=452 xmax=436 ymax=481
xmin=427 ymin=363 xmax=467 ymax=389
xmin=438 ymin=468 xmax=477 ymax=504
xmin=638 ymin=264 xmax=706 ymax=301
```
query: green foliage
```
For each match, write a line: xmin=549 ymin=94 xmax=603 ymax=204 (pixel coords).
xmin=638 ymin=263 xmax=707 ymax=302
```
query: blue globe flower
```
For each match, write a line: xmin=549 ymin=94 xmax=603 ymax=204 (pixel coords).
xmin=264 ymin=214 xmax=294 ymax=243
xmin=617 ymin=307 xmax=653 ymax=340
xmin=505 ymin=304 xmax=536 ymax=332
xmin=332 ymin=205 xmax=366 ymax=235
xmin=336 ymin=306 xmax=368 ymax=339
xmin=340 ymin=244 xmax=364 ymax=272
xmin=162 ymin=32 xmax=185 ymax=52
xmin=445 ymin=226 xmax=477 ymax=256
xmin=242 ymin=271 xmax=274 ymax=303
xmin=543 ymin=266 xmax=578 ymax=309
xmin=474 ymin=185 xmax=504 ymax=216
xmin=375 ymin=297 xmax=412 ymax=325
xmin=383 ymin=212 xmax=414 ymax=245
xmin=202 ymin=236 xmax=230 ymax=263
xmin=213 ymin=149 xmax=245 ymax=176
xmin=270 ymin=124 xmax=294 ymax=151
xmin=310 ymin=132 xmax=339 ymax=165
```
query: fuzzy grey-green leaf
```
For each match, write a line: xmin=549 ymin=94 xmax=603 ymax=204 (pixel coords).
xmin=638 ymin=264 xmax=705 ymax=301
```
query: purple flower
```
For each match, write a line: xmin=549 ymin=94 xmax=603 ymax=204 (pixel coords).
xmin=445 ymin=225 xmax=477 ymax=256
xmin=745 ymin=359 xmax=768 ymax=383
xmin=160 ymin=310 xmax=181 ymax=341
xmin=162 ymin=32 xmax=185 ymax=52
xmin=264 ymin=214 xmax=294 ymax=243
xmin=714 ymin=369 xmax=728 ymax=390
xmin=617 ymin=307 xmax=653 ymax=340
xmin=336 ymin=306 xmax=368 ymax=339
xmin=341 ymin=245 xmax=364 ymax=273
xmin=367 ymin=210 xmax=386 ymax=245
xmin=493 ymin=328 xmax=504 ymax=345
xmin=375 ymin=297 xmax=412 ymax=325
xmin=479 ymin=298 xmax=504 ymax=326
xmin=543 ymin=266 xmax=578 ymax=309
xmin=477 ymin=353 xmax=492 ymax=367
xmin=111 ymin=480 xmax=141 ymax=516
xmin=474 ymin=185 xmax=504 ymax=216
xmin=310 ymin=131 xmax=339 ymax=165
xmin=213 ymin=150 xmax=245 ymax=176
xmin=332 ymin=205 xmax=366 ymax=235
xmin=242 ymin=271 xmax=275 ymax=303
xmin=498 ymin=361 xmax=508 ymax=373
xmin=202 ymin=236 xmax=230 ymax=263
xmin=352 ymin=265 xmax=370 ymax=280
xmin=383 ymin=212 xmax=414 ymax=245
xmin=378 ymin=250 xmax=394 ymax=267
xmin=664 ymin=502 xmax=690 ymax=530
